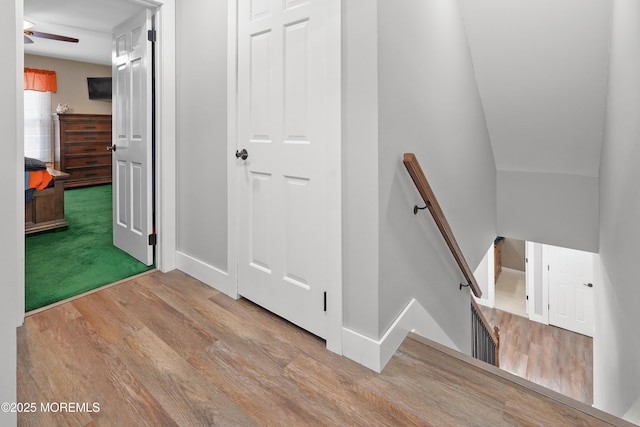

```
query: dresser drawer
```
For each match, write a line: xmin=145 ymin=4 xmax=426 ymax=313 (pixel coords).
xmin=65 ymin=154 xmax=112 ymax=168
xmin=66 ymin=165 xmax=112 ymax=181
xmin=65 ymin=142 xmax=112 ymax=155
xmin=61 ymin=120 xmax=111 ymax=132
xmin=63 ymin=130 xmax=111 ymax=143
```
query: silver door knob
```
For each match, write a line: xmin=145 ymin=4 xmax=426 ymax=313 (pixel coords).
xmin=583 ymin=283 xmax=593 ymax=288
xmin=107 ymin=145 xmax=117 ymax=152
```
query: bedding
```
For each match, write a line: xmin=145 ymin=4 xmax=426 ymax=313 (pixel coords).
xmin=24 ymin=160 xmax=69 ymax=234
xmin=24 ymin=158 xmax=54 ymax=202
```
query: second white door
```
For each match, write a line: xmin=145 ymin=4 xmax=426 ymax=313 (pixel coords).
xmin=236 ymin=0 xmax=335 ymax=338
xmin=548 ymin=245 xmax=594 ymax=337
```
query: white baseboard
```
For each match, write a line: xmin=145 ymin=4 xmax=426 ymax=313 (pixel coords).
xmin=501 ymin=266 xmax=525 ymax=275
xmin=342 ymin=299 xmax=459 ymax=373
xmin=175 ymin=251 xmax=237 ymax=298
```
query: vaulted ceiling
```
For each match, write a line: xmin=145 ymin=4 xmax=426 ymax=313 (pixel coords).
xmin=24 ymin=0 xmax=615 ymax=179
xmin=458 ymin=0 xmax=613 ymax=178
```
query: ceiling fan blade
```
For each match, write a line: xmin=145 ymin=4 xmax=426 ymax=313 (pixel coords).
xmin=24 ymin=35 xmax=34 ymax=44
xmin=28 ymin=31 xmax=78 ymax=43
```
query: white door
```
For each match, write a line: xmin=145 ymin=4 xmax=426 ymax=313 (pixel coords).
xmin=112 ymin=10 xmax=154 ymax=266
xmin=548 ymin=245 xmax=594 ymax=337
xmin=236 ymin=0 xmax=334 ymax=338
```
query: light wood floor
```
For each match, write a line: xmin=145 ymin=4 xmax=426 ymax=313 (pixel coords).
xmin=17 ymin=270 xmax=623 ymax=426
xmin=480 ymin=305 xmax=593 ymax=405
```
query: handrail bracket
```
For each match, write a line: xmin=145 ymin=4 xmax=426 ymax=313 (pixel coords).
xmin=413 ymin=201 xmax=432 ymax=215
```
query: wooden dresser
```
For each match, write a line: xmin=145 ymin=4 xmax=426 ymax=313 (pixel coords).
xmin=53 ymin=113 xmax=112 ymax=188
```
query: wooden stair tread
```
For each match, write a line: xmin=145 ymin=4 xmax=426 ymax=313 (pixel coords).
xmin=401 ymin=332 xmax=632 ymax=426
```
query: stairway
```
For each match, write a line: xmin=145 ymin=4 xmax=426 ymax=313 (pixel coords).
xmin=388 ymin=333 xmax=632 ymax=426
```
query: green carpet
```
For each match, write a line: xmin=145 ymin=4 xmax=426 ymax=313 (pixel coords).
xmin=25 ymin=184 xmax=153 ymax=311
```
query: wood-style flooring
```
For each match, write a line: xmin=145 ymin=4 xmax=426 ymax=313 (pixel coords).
xmin=480 ymin=305 xmax=593 ymax=405
xmin=17 ymin=270 xmax=624 ymax=426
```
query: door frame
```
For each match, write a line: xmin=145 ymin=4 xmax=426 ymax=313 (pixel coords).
xmin=526 ymin=241 xmax=549 ymax=324
xmin=227 ymin=0 xmax=343 ymax=354
xmin=16 ymin=0 xmax=177 ymax=322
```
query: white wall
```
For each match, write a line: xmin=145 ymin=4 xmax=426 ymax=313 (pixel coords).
xmin=341 ymin=0 xmax=381 ymax=338
xmin=594 ymin=0 xmax=640 ymax=419
xmin=473 ymin=243 xmax=494 ymax=309
xmin=175 ymin=0 xmax=231 ymax=292
xmin=497 ymin=171 xmax=599 ymax=252
xmin=458 ymin=0 xmax=611 ymax=178
xmin=0 ymin=1 xmax=21 ymax=426
xmin=375 ymin=0 xmax=497 ymax=349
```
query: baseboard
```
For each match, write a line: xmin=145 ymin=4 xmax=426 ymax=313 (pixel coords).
xmin=342 ymin=299 xmax=460 ymax=373
xmin=175 ymin=251 xmax=237 ymax=298
xmin=501 ymin=266 xmax=525 ymax=275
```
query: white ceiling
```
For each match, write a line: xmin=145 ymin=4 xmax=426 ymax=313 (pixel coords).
xmin=459 ymin=0 xmax=613 ymax=178
xmin=23 ymin=0 xmax=146 ymax=65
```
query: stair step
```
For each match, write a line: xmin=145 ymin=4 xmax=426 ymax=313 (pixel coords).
xmin=393 ymin=333 xmax=632 ymax=426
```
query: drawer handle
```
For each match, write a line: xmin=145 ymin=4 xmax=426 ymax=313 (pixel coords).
xmin=83 ymin=126 xmax=97 ymax=129
xmin=83 ymin=148 xmax=97 ymax=152
xmin=85 ymin=137 xmax=97 ymax=140
xmin=85 ymin=173 xmax=98 ymax=177
xmin=85 ymin=160 xmax=98 ymax=165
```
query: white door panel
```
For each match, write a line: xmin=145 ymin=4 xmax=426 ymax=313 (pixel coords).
xmin=237 ymin=0 xmax=331 ymax=338
xmin=112 ymin=10 xmax=153 ymax=266
xmin=548 ymin=245 xmax=594 ymax=337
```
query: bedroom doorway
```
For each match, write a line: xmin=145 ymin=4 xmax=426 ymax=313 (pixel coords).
xmin=22 ymin=0 xmax=161 ymax=313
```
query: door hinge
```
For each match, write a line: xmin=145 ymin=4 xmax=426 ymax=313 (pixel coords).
xmin=525 ymin=257 xmax=528 ymax=263
xmin=548 ymin=303 xmax=550 ymax=310
xmin=323 ymin=292 xmax=327 ymax=312
xmin=148 ymin=29 xmax=157 ymax=42
xmin=526 ymin=295 xmax=529 ymax=300
xmin=148 ymin=233 xmax=157 ymax=246
xmin=547 ymin=265 xmax=550 ymax=271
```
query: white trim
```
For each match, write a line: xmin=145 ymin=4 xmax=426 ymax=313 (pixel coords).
xmin=16 ymin=0 xmax=25 ymax=327
xmin=342 ymin=299 xmax=459 ymax=372
xmin=324 ymin=0 xmax=343 ymax=355
xmin=540 ymin=244 xmax=550 ymax=324
xmin=175 ymin=252 xmax=236 ymax=298
xmin=226 ymin=0 xmax=239 ymax=299
xmin=146 ymin=0 xmax=177 ymax=273
xmin=501 ymin=266 xmax=524 ymax=275
xmin=526 ymin=241 xmax=546 ymax=324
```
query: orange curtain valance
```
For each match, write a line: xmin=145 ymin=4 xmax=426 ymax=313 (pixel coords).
xmin=24 ymin=68 xmax=57 ymax=93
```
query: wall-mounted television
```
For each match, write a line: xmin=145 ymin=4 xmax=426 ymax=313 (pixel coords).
xmin=87 ymin=77 xmax=112 ymax=100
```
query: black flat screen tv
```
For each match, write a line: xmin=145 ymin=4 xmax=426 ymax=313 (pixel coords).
xmin=87 ymin=77 xmax=112 ymax=100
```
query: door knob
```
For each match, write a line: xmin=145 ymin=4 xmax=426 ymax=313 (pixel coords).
xmin=235 ymin=148 xmax=248 ymax=160
xmin=107 ymin=144 xmax=117 ymax=152
xmin=583 ymin=283 xmax=593 ymax=288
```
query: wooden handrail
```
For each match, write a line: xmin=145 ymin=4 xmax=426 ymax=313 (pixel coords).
xmin=403 ymin=153 xmax=482 ymax=298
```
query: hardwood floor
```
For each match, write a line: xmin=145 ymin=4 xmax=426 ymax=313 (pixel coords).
xmin=17 ymin=270 xmax=624 ymax=426
xmin=480 ymin=305 xmax=593 ymax=405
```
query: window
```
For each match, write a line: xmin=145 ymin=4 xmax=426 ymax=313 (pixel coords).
xmin=24 ymin=90 xmax=52 ymax=163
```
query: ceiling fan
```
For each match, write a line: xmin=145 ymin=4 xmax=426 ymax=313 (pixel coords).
xmin=23 ymin=20 xmax=78 ymax=44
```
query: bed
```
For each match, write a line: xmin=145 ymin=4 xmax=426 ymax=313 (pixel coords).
xmin=24 ymin=159 xmax=69 ymax=234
